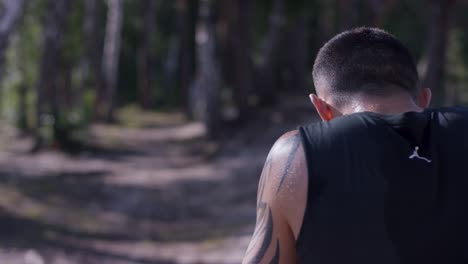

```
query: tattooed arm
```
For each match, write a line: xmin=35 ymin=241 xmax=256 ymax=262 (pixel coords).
xmin=243 ymin=130 xmax=308 ymax=264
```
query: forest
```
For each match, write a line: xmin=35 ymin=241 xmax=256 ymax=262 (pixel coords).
xmin=0 ymin=0 xmax=468 ymax=263
xmin=0 ymin=0 xmax=467 ymax=148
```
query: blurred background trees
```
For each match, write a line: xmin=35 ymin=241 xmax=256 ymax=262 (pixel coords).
xmin=0 ymin=0 xmax=25 ymax=87
xmin=1 ymin=0 xmax=468 ymax=151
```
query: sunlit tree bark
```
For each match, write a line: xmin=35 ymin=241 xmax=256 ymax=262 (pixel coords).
xmin=192 ymin=0 xmax=222 ymax=139
xmin=100 ymin=0 xmax=123 ymax=121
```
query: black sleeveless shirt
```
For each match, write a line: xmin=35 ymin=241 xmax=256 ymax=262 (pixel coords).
xmin=297 ymin=107 xmax=468 ymax=263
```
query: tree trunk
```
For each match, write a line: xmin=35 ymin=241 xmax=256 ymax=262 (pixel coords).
xmin=367 ymin=0 xmax=396 ymax=27
xmin=283 ymin=14 xmax=309 ymax=94
xmin=34 ymin=0 xmax=70 ymax=151
xmin=192 ymin=0 xmax=222 ymax=139
xmin=100 ymin=0 xmax=123 ymax=122
xmin=52 ymin=50 xmax=75 ymax=150
xmin=225 ymin=0 xmax=253 ymax=121
xmin=420 ymin=0 xmax=455 ymax=106
xmin=137 ymin=0 xmax=155 ymax=110
xmin=163 ymin=34 xmax=180 ymax=105
xmin=337 ymin=0 xmax=357 ymax=31
xmin=82 ymin=0 xmax=104 ymax=113
xmin=55 ymin=55 xmax=73 ymax=116
xmin=257 ymin=0 xmax=286 ymax=105
xmin=0 ymin=0 xmax=26 ymax=110
xmin=17 ymin=83 xmax=28 ymax=134
xmin=318 ymin=0 xmax=336 ymax=44
xmin=177 ymin=0 xmax=197 ymax=118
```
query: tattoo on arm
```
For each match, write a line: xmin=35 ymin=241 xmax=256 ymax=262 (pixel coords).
xmin=245 ymin=157 xmax=278 ymax=263
xmin=245 ymin=203 xmax=281 ymax=264
xmin=245 ymin=208 xmax=274 ymax=263
xmin=244 ymin=132 xmax=300 ymax=263
xmin=270 ymin=240 xmax=280 ymax=264
xmin=245 ymin=155 xmax=273 ymax=256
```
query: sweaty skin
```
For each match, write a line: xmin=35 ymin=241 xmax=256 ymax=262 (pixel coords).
xmin=242 ymin=130 xmax=308 ymax=264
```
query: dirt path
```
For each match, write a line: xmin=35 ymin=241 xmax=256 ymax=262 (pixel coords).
xmin=0 ymin=96 xmax=316 ymax=264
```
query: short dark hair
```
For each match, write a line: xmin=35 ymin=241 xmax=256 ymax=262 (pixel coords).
xmin=312 ymin=27 xmax=419 ymax=106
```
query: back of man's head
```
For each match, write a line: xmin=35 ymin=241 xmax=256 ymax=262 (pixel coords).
xmin=313 ymin=27 xmax=419 ymax=108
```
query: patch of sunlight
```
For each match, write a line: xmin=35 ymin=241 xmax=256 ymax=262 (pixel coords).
xmin=91 ymin=121 xmax=206 ymax=146
xmin=24 ymin=249 xmax=45 ymax=264
xmin=116 ymin=104 xmax=187 ymax=128
xmin=0 ymin=184 xmax=130 ymax=234
xmin=0 ymin=121 xmax=17 ymax=141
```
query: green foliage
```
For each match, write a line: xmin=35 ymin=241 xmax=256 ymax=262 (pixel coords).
xmin=1 ymin=0 xmax=468 ymax=145
xmin=384 ymin=0 xmax=428 ymax=60
xmin=118 ymin=0 xmax=178 ymax=107
xmin=62 ymin=1 xmax=85 ymax=63
xmin=1 ymin=0 xmax=44 ymax=126
xmin=285 ymin=0 xmax=316 ymax=19
xmin=446 ymin=28 xmax=468 ymax=105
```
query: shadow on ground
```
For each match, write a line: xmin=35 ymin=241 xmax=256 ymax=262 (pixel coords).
xmin=0 ymin=95 xmax=317 ymax=263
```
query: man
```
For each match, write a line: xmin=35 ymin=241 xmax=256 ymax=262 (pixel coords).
xmin=243 ymin=27 xmax=468 ymax=264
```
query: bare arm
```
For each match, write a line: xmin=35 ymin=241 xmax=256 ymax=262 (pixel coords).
xmin=243 ymin=130 xmax=307 ymax=264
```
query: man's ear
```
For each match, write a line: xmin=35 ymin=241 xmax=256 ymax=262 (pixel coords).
xmin=417 ymin=88 xmax=432 ymax=108
xmin=310 ymin=94 xmax=334 ymax=121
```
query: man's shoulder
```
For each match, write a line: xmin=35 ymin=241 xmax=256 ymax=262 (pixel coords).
xmin=267 ymin=130 xmax=308 ymax=238
xmin=270 ymin=130 xmax=301 ymax=155
xmin=266 ymin=129 xmax=307 ymax=200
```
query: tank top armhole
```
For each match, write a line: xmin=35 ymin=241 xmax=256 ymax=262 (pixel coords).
xmin=296 ymin=126 xmax=313 ymax=249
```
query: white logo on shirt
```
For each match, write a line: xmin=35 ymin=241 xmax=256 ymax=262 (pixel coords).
xmin=409 ymin=146 xmax=432 ymax=163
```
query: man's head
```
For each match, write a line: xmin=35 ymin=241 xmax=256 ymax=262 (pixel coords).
xmin=310 ymin=27 xmax=431 ymax=121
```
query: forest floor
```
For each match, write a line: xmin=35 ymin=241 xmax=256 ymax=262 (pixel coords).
xmin=0 ymin=95 xmax=316 ymax=264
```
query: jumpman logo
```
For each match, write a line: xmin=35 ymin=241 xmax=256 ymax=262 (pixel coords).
xmin=409 ymin=146 xmax=432 ymax=163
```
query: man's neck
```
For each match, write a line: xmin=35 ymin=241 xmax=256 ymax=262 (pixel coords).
xmin=345 ymin=93 xmax=423 ymax=115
